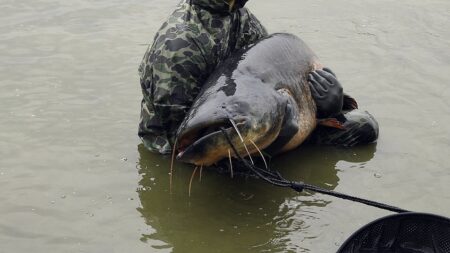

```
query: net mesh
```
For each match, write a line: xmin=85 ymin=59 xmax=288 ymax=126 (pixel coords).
xmin=337 ymin=213 xmax=450 ymax=253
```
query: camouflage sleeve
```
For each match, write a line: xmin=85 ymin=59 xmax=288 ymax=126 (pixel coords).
xmin=139 ymin=33 xmax=208 ymax=152
xmin=153 ymin=39 xmax=208 ymax=140
xmin=235 ymin=8 xmax=268 ymax=49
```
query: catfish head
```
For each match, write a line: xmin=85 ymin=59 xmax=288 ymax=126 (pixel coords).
xmin=175 ymin=73 xmax=312 ymax=166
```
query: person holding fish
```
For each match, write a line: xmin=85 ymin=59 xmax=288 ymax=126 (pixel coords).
xmin=138 ymin=0 xmax=379 ymax=159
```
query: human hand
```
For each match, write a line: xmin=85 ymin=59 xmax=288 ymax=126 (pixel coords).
xmin=308 ymin=68 xmax=344 ymax=118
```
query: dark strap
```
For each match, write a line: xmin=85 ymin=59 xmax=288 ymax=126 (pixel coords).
xmin=220 ymin=128 xmax=409 ymax=214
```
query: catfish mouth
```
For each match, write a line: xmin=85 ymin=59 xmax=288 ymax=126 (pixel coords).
xmin=176 ymin=118 xmax=247 ymax=165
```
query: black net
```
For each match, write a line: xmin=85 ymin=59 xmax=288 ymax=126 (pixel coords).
xmin=337 ymin=213 xmax=450 ymax=253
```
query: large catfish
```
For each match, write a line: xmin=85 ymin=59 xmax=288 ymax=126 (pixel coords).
xmin=176 ymin=33 xmax=334 ymax=166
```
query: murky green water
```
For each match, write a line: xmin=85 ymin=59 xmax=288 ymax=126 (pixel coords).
xmin=1 ymin=0 xmax=449 ymax=252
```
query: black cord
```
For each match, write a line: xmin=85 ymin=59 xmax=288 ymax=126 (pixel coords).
xmin=220 ymin=128 xmax=409 ymax=213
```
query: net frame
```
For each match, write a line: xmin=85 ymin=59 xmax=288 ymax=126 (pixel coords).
xmin=337 ymin=212 xmax=450 ymax=253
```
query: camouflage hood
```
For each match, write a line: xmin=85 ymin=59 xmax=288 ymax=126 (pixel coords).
xmin=192 ymin=0 xmax=248 ymax=13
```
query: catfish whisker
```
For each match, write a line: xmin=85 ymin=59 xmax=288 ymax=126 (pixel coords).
xmin=199 ymin=165 xmax=203 ymax=182
xmin=189 ymin=166 xmax=199 ymax=197
xmin=228 ymin=118 xmax=254 ymax=165
xmin=169 ymin=138 xmax=178 ymax=194
xmin=250 ymin=140 xmax=268 ymax=170
xmin=228 ymin=149 xmax=234 ymax=179
xmin=229 ymin=118 xmax=245 ymax=142
xmin=245 ymin=146 xmax=254 ymax=164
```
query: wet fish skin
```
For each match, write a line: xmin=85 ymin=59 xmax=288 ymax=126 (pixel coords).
xmin=176 ymin=33 xmax=319 ymax=166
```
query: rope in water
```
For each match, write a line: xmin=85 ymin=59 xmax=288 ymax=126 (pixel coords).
xmin=220 ymin=128 xmax=409 ymax=214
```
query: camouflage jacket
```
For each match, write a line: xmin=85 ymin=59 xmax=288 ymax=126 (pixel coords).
xmin=138 ymin=0 xmax=268 ymax=154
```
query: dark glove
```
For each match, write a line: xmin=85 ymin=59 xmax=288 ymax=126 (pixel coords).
xmin=308 ymin=68 xmax=343 ymax=118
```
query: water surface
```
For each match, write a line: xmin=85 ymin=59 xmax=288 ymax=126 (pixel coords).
xmin=1 ymin=0 xmax=449 ymax=252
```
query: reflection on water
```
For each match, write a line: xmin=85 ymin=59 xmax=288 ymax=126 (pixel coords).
xmin=136 ymin=143 xmax=376 ymax=252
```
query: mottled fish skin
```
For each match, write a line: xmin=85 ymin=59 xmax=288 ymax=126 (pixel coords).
xmin=176 ymin=33 xmax=319 ymax=166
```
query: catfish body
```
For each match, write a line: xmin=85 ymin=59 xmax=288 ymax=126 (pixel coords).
xmin=176 ymin=33 xmax=320 ymax=166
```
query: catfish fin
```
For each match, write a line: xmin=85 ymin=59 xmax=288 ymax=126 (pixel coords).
xmin=318 ymin=118 xmax=346 ymax=130
xmin=265 ymin=98 xmax=299 ymax=155
xmin=343 ymin=93 xmax=358 ymax=110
